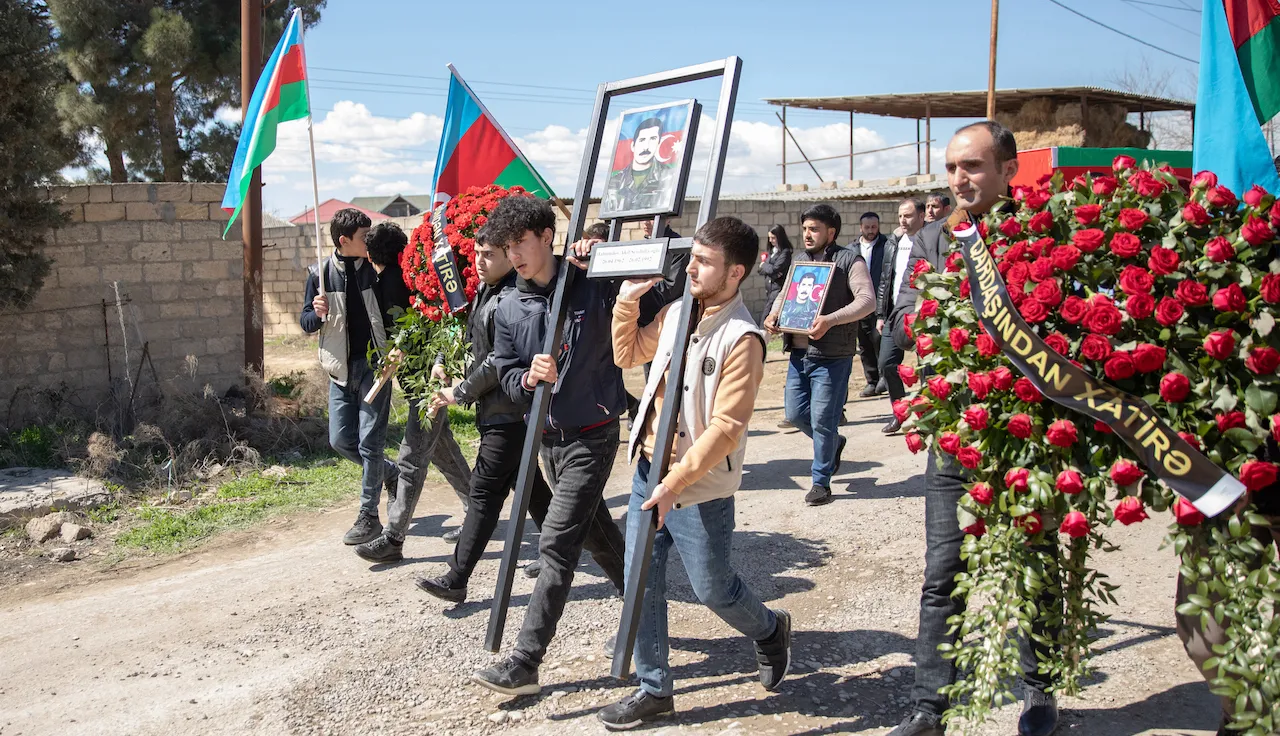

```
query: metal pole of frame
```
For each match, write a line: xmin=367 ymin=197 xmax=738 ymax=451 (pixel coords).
xmin=611 ymin=57 xmax=742 ymax=680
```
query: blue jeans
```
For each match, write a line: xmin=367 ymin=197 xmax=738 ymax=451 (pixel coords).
xmin=783 ymin=352 xmax=854 ymax=487
xmin=628 ymin=457 xmax=776 ymax=698
xmin=328 ymin=357 xmax=396 ymax=517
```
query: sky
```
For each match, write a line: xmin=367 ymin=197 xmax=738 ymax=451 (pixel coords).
xmin=259 ymin=0 xmax=1203 ymax=219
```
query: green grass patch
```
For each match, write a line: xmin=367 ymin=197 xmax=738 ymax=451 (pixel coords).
xmin=115 ymin=459 xmax=362 ymax=553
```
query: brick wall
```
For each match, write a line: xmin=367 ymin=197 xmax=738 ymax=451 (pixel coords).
xmin=0 ymin=183 xmax=242 ymax=422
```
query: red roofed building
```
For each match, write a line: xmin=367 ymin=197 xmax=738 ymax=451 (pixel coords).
xmin=289 ymin=198 xmax=389 ymax=226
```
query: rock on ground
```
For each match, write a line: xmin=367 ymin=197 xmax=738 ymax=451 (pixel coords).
xmin=1 ymin=468 xmax=109 ymax=532
xmin=60 ymin=523 xmax=92 ymax=543
xmin=25 ymin=512 xmax=77 ymax=543
xmin=47 ymin=547 xmax=76 ymax=562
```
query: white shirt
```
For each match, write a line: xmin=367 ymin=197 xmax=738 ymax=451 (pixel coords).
xmin=858 ymin=236 xmax=877 ymax=264
xmin=892 ymin=232 xmax=916 ymax=291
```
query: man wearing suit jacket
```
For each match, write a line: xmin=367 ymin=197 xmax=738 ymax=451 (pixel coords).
xmin=884 ymin=121 xmax=1061 ymax=736
xmin=853 ymin=212 xmax=889 ymax=398
xmin=876 ymin=197 xmax=926 ymax=434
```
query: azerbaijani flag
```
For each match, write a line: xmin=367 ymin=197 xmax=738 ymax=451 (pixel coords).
xmin=1194 ymin=0 xmax=1280 ymax=194
xmin=431 ymin=65 xmax=556 ymax=204
xmin=221 ymin=9 xmax=310 ymax=235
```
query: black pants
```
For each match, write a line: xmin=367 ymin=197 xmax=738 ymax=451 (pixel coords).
xmin=514 ymin=421 xmax=627 ymax=666
xmin=446 ymin=422 xmax=626 ymax=594
xmin=856 ymin=316 xmax=880 ymax=386
xmin=877 ymin=328 xmax=906 ymax=402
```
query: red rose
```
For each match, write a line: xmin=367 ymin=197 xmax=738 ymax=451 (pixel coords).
xmin=1028 ymin=210 xmax=1054 ymax=233
xmin=976 ymin=333 xmax=1000 ymax=357
xmin=1026 ymin=189 xmax=1052 ymax=209
xmin=1004 ymin=467 xmax=1030 ymax=493
xmin=1006 ymin=262 xmax=1031 ymax=287
xmin=927 ymin=375 xmax=952 ymax=400
xmin=1176 ymin=279 xmax=1210 ymax=306
xmin=1113 ymin=154 xmax=1137 ymax=171
xmin=912 ymin=259 xmax=932 ymax=281
xmin=1246 ymin=346 xmax=1280 ymax=375
xmin=1031 ymin=237 xmax=1056 ymax=257
xmin=917 ymin=335 xmax=935 ymax=356
xmin=1242 ymin=216 xmax=1275 ymax=246
xmin=1059 ymin=511 xmax=1090 ymax=538
xmin=1245 ymin=185 xmax=1270 ymax=208
xmin=1020 ymin=298 xmax=1048 ymax=323
xmin=948 ymin=327 xmax=971 ymax=352
xmin=1192 ymin=171 xmax=1218 ymax=189
xmin=1114 ymin=496 xmax=1149 ymax=525
xmin=1095 ymin=420 xmax=1114 ymax=434
xmin=1057 ymin=469 xmax=1084 ymax=495
xmin=911 ymin=396 xmax=930 ymax=414
xmin=1171 ymin=497 xmax=1205 ymax=527
xmin=992 ymin=366 xmax=1014 ymax=390
xmin=1159 ymin=372 xmax=1191 ymax=402
xmin=946 ymin=252 xmax=964 ymax=272
xmin=1128 ymin=170 xmax=1165 ymax=197
xmin=1261 ymin=273 xmax=1280 ymax=303
xmin=919 ymin=299 xmax=939 ymax=318
xmin=1207 ymin=185 xmax=1238 ymax=209
xmin=1213 ymin=283 xmax=1248 ymax=313
xmin=1046 ymin=419 xmax=1078 ymax=447
xmin=1125 ymin=293 xmax=1155 ymax=320
xmin=1080 ymin=334 xmax=1113 ymax=361
xmin=1017 ymin=512 xmax=1044 ymax=535
xmin=1104 ymin=351 xmax=1136 ymax=380
xmin=1119 ymin=265 xmax=1155 ymax=295
xmin=998 ymin=218 xmax=1023 ymax=237
xmin=1060 ymin=296 xmax=1087 ymax=324
xmin=1203 ymin=330 xmax=1237 ymax=360
xmin=962 ymin=517 xmax=987 ymax=537
xmin=969 ymin=482 xmax=994 ymax=506
xmin=1204 ymin=236 xmax=1235 ymax=263
xmin=968 ymin=371 xmax=994 ymax=399
xmin=1072 ymin=228 xmax=1105 ymax=252
xmin=1217 ymin=411 xmax=1247 ymax=433
xmin=1240 ymin=460 xmax=1279 ymax=491
xmin=892 ymin=399 xmax=910 ymax=422
xmin=1109 ymin=232 xmax=1142 ymax=258
xmin=904 ymin=312 xmax=915 ymax=339
xmin=939 ymin=432 xmax=962 ymax=455
xmin=1050 ymin=245 xmax=1080 ymax=272
xmin=1007 ymin=413 xmax=1034 ymax=439
xmin=905 ymin=432 xmax=925 ymax=454
xmin=1181 ymin=202 xmax=1210 ymax=227
xmin=898 ymin=364 xmax=919 ymax=387
xmin=1132 ymin=343 xmax=1167 ymax=373
xmin=1084 ymin=297 xmax=1124 ymax=335
xmin=1155 ymin=297 xmax=1184 ymax=326
xmin=1044 ymin=332 xmax=1070 ymax=355
xmin=959 ymin=278 xmax=971 ymax=298
xmin=1273 ymin=414 xmax=1280 ymax=444
xmin=1118 ymin=208 xmax=1149 ymax=231
xmin=957 ymin=445 xmax=983 ymax=469
xmin=963 ymin=405 xmax=989 ymax=430
xmin=1272 ymin=200 xmax=1280 ymax=226
xmin=1148 ymin=247 xmax=1181 ymax=276
xmin=1074 ymin=204 xmax=1102 ymax=225
xmin=1030 ymin=257 xmax=1055 ymax=282
xmin=1180 ymin=431 xmax=1203 ymax=450
xmin=1014 ymin=377 xmax=1043 ymax=403
xmin=1031 ymin=279 xmax=1063 ymax=307
xmin=1093 ymin=176 xmax=1118 ymax=195
xmin=1111 ymin=460 xmax=1145 ymax=487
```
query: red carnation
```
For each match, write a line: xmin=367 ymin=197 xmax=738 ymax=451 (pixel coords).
xmin=905 ymin=432 xmax=925 ymax=454
xmin=939 ymin=432 xmax=962 ymax=455
xmin=968 ymin=371 xmax=994 ymax=399
xmin=927 ymin=375 xmax=952 ymax=400
xmin=1261 ymin=273 xmax=1280 ymax=303
xmin=1093 ymin=176 xmax=1118 ymax=195
xmin=963 ymin=405 xmax=989 ymax=430
xmin=1132 ymin=343 xmax=1167 ymax=373
xmin=1118 ymin=208 xmax=1150 ymax=231
xmin=949 ymin=327 xmax=971 ymax=352
xmin=1172 ymin=497 xmax=1206 ymax=527
xmin=1176 ymin=279 xmax=1210 ymax=306
xmin=1014 ymin=377 xmax=1043 ymax=403
xmin=1111 ymin=460 xmax=1145 ymax=487
xmin=1125 ymin=293 xmax=1155 ymax=320
xmin=1004 ymin=467 xmax=1031 ymax=493
xmin=898 ymin=364 xmax=919 ymax=387
xmin=1060 ymin=296 xmax=1087 ymax=324
xmin=1057 ymin=469 xmax=1084 ymax=495
xmin=1242 ymin=217 xmax=1275 ymax=246
xmin=1240 ymin=460 xmax=1279 ymax=491
xmin=1072 ymin=228 xmax=1105 ymax=252
xmin=917 ymin=335 xmax=935 ymax=356
xmin=1114 ymin=496 xmax=1149 ymax=525
xmin=1182 ymin=202 xmax=1210 ymax=227
xmin=1207 ymin=185 xmax=1238 ymax=209
xmin=1080 ymin=334 xmax=1113 ymax=361
xmin=1160 ymin=372 xmax=1191 ymax=402
xmin=992 ymin=366 xmax=1015 ymax=390
xmin=976 ymin=333 xmax=1000 ymax=358
xmin=969 ymin=483 xmax=994 ymax=506
xmin=1155 ymin=297 xmax=1184 ymax=326
xmin=1148 ymin=247 xmax=1181 ymax=276
xmin=1217 ymin=411 xmax=1247 ymax=433
xmin=1113 ymin=154 xmax=1137 ymax=171
xmin=956 ymin=445 xmax=983 ymax=469
xmin=1213 ymin=283 xmax=1248 ymax=313
xmin=1059 ymin=511 xmax=1090 ymax=538
xmin=1104 ymin=351 xmax=1136 ymax=380
xmin=1203 ymin=330 xmax=1237 ymax=360
xmin=1007 ymin=413 xmax=1034 ymax=439
xmin=1246 ymin=346 xmax=1280 ymax=375
xmin=1074 ymin=204 xmax=1102 ymax=225
xmin=1046 ymin=419 xmax=1078 ymax=447
xmin=1109 ymin=232 xmax=1142 ymax=258
xmin=919 ymin=299 xmax=939 ymax=318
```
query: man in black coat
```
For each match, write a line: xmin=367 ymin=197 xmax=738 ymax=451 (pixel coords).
xmin=853 ymin=212 xmax=889 ymax=397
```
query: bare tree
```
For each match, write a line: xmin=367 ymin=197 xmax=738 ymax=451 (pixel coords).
xmin=1107 ymin=56 xmax=1197 ymax=151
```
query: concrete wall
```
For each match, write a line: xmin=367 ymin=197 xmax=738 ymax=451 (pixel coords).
xmin=0 ymin=183 xmax=241 ymax=422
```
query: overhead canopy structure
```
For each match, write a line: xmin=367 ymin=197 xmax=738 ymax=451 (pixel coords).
xmin=762 ymin=86 xmax=1195 ymax=184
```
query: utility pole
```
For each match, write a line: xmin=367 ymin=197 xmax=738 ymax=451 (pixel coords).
xmin=987 ymin=0 xmax=999 ymax=119
xmin=241 ymin=0 xmax=264 ymax=376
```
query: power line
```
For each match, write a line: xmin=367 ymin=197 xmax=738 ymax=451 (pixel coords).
xmin=1120 ymin=0 xmax=1198 ymax=35
xmin=1044 ymin=0 xmax=1198 ymax=64
xmin=1122 ymin=0 xmax=1199 ymax=11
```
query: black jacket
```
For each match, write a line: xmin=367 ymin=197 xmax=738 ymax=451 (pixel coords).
xmin=757 ymin=245 xmax=792 ymax=296
xmin=453 ymin=271 xmax=523 ymax=427
xmin=877 ymin=231 xmax=915 ymax=323
xmin=784 ymin=243 xmax=865 ymax=359
xmin=638 ymin=226 xmax=685 ymax=327
xmin=856 ymin=233 xmax=889 ymax=297
xmin=491 ymin=259 xmax=627 ymax=437
xmin=890 ymin=218 xmax=952 ymax=352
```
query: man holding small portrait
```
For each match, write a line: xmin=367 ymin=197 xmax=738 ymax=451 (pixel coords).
xmin=605 ymin=116 xmax=674 ymax=212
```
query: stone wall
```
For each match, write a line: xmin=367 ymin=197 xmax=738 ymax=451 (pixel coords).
xmin=0 ymin=183 xmax=242 ymax=423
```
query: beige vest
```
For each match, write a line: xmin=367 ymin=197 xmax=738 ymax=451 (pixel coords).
xmin=628 ymin=291 xmax=765 ymax=508
xmin=316 ymin=254 xmax=386 ymax=386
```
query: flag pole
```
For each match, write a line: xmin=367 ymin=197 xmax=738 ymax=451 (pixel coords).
xmin=445 ymin=63 xmax=572 ymax=220
xmin=298 ymin=10 xmax=327 ymax=322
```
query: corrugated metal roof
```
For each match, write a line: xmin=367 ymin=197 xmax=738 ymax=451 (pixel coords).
xmin=763 ymin=86 xmax=1194 ymax=119
xmin=720 ymin=176 xmax=949 ymax=202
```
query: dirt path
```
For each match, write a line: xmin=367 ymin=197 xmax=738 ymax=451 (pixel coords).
xmin=0 ymin=354 xmax=1223 ymax=736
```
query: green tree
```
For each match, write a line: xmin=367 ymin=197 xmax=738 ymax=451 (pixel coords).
xmin=0 ymin=0 xmax=81 ymax=308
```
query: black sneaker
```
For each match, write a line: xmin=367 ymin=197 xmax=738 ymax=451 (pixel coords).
xmin=355 ymin=534 xmax=403 ymax=563
xmin=1017 ymin=687 xmax=1058 ymax=736
xmin=472 ymin=655 xmax=540 ymax=696
xmin=442 ymin=526 xmax=462 ymax=543
xmin=522 ymin=559 xmax=543 ymax=579
xmin=886 ymin=711 xmax=945 ymax=736
xmin=805 ymin=484 xmax=833 ymax=506
xmin=834 ymin=435 xmax=847 ymax=474
xmin=597 ymin=689 xmax=675 ymax=731
xmin=858 ymin=384 xmax=878 ymax=398
xmin=753 ymin=609 xmax=791 ymax=691
xmin=343 ymin=512 xmax=382 ymax=545
xmin=882 ymin=417 xmax=902 ymax=435
xmin=416 ymin=575 xmax=466 ymax=603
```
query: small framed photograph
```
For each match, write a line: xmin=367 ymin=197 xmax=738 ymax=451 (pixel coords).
xmin=599 ymin=99 xmax=699 ymax=220
xmin=777 ymin=262 xmax=835 ymax=334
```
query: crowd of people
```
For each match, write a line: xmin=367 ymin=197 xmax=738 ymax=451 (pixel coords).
xmin=297 ymin=119 xmax=1245 ymax=736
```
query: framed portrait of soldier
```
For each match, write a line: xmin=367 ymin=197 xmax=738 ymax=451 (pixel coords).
xmin=599 ymin=99 xmax=699 ymax=220
xmin=777 ymin=262 xmax=835 ymax=334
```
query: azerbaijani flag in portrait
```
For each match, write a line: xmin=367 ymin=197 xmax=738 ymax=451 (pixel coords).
xmin=609 ymin=102 xmax=691 ymax=174
xmin=221 ymin=9 xmax=310 ymax=235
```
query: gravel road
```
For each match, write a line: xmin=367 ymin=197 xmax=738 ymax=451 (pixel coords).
xmin=0 ymin=353 xmax=1224 ymax=736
